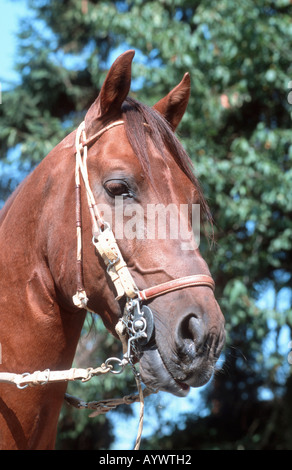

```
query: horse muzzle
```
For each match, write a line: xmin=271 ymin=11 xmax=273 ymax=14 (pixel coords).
xmin=136 ymin=300 xmax=225 ymax=397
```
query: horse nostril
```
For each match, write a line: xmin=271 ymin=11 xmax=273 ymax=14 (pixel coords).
xmin=180 ymin=314 xmax=202 ymax=340
xmin=177 ymin=314 xmax=204 ymax=358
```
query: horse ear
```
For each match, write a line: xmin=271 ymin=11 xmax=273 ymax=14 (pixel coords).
xmin=153 ymin=73 xmax=191 ymax=131
xmin=85 ymin=50 xmax=135 ymax=130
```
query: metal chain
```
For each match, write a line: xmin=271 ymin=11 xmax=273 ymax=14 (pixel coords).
xmin=64 ymin=383 xmax=156 ymax=415
xmin=64 ymin=366 xmax=157 ymax=451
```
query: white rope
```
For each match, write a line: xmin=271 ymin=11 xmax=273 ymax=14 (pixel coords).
xmin=0 ymin=364 xmax=112 ymax=389
xmin=134 ymin=375 xmax=145 ymax=450
xmin=0 ymin=362 xmax=153 ymax=450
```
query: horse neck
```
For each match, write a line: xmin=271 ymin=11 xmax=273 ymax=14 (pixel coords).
xmin=0 ymin=131 xmax=86 ymax=371
xmin=0 ymin=135 xmax=72 ymax=274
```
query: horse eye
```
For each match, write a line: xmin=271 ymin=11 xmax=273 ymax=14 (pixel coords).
xmin=104 ymin=180 xmax=133 ymax=198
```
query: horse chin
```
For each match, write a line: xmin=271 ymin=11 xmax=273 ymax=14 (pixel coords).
xmin=139 ymin=348 xmax=190 ymax=397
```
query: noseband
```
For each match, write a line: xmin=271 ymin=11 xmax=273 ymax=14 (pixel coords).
xmin=73 ymin=120 xmax=215 ymax=364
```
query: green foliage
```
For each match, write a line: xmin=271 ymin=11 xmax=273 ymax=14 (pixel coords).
xmin=1 ymin=0 xmax=292 ymax=449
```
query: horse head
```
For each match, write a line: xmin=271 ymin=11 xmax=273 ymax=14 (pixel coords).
xmin=45 ymin=50 xmax=225 ymax=397
xmin=61 ymin=50 xmax=226 ymax=397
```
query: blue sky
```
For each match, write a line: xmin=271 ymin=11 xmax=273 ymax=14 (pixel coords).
xmin=0 ymin=0 xmax=30 ymax=88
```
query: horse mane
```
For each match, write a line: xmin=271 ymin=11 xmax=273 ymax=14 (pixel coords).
xmin=121 ymin=97 xmax=212 ymax=226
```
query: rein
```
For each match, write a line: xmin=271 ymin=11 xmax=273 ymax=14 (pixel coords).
xmin=0 ymin=119 xmax=215 ymax=450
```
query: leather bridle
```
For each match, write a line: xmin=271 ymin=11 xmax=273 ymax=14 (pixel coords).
xmin=73 ymin=120 xmax=215 ymax=362
xmin=0 ymin=119 xmax=216 ymax=448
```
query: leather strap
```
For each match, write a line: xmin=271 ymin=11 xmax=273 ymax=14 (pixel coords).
xmin=93 ymin=226 xmax=138 ymax=300
xmin=74 ymin=120 xmax=216 ymax=308
xmin=138 ymin=274 xmax=215 ymax=301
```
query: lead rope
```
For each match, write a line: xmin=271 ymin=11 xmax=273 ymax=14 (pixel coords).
xmin=0 ymin=356 xmax=150 ymax=450
xmin=134 ymin=373 xmax=145 ymax=450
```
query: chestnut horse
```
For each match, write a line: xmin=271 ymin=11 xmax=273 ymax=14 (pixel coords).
xmin=0 ymin=50 xmax=225 ymax=449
